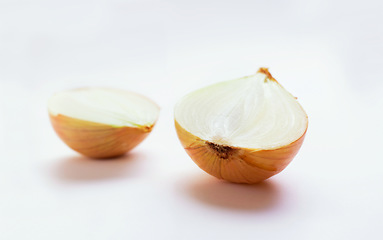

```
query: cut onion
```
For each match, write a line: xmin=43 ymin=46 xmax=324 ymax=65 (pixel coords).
xmin=175 ymin=68 xmax=308 ymax=183
xmin=48 ymin=87 xmax=160 ymax=158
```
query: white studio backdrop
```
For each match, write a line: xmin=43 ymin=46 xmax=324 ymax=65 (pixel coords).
xmin=0 ymin=0 xmax=382 ymax=239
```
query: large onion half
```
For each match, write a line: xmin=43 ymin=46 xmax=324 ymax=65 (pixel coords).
xmin=48 ymin=87 xmax=160 ymax=159
xmin=174 ymin=68 xmax=308 ymax=184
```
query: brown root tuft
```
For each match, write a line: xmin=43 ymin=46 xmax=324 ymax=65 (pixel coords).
xmin=206 ymin=141 xmax=235 ymax=159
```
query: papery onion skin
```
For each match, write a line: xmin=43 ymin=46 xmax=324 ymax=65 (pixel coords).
xmin=175 ymin=120 xmax=307 ymax=184
xmin=50 ymin=114 xmax=153 ymax=159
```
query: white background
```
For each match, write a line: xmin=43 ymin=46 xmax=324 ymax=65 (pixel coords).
xmin=1 ymin=0 xmax=382 ymax=239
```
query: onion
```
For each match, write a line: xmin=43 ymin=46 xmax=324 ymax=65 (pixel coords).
xmin=48 ymin=87 xmax=160 ymax=158
xmin=174 ymin=68 xmax=308 ymax=184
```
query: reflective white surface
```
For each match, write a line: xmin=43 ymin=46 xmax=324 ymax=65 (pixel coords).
xmin=1 ymin=0 xmax=382 ymax=239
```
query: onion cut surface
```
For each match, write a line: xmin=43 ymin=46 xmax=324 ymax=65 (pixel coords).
xmin=175 ymin=68 xmax=308 ymax=183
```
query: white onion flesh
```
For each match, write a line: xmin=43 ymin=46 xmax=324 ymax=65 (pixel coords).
xmin=48 ymin=88 xmax=160 ymax=128
xmin=175 ymin=72 xmax=308 ymax=149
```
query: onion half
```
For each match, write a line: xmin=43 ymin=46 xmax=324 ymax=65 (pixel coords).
xmin=174 ymin=68 xmax=308 ymax=183
xmin=48 ymin=87 xmax=160 ymax=159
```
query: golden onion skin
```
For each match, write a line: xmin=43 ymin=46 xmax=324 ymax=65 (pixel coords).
xmin=175 ymin=120 xmax=307 ymax=184
xmin=50 ymin=114 xmax=153 ymax=159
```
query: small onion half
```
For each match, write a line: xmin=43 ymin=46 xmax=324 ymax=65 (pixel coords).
xmin=48 ymin=87 xmax=160 ymax=158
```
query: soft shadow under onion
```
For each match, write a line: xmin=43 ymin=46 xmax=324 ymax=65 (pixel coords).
xmin=52 ymin=151 xmax=146 ymax=182
xmin=183 ymin=175 xmax=281 ymax=211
